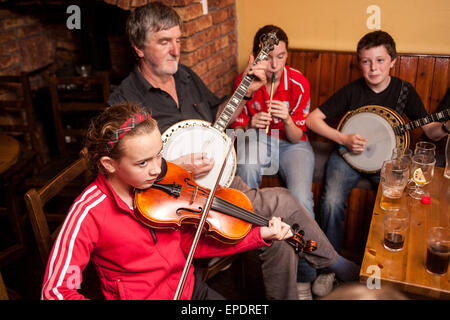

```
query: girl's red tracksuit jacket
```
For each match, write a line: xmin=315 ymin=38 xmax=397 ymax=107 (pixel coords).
xmin=41 ymin=174 xmax=269 ymax=300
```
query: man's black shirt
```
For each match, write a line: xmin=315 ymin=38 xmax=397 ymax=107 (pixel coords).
xmin=108 ymin=65 xmax=226 ymax=133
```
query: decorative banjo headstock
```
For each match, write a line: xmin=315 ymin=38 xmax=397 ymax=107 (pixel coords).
xmin=212 ymin=31 xmax=279 ymax=132
xmin=254 ymin=31 xmax=279 ymax=64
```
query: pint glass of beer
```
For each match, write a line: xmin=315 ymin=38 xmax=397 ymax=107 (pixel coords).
xmin=380 ymin=159 xmax=409 ymax=211
xmin=425 ymin=227 xmax=449 ymax=275
xmin=383 ymin=209 xmax=410 ymax=252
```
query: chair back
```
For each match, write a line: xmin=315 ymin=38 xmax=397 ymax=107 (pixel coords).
xmin=49 ymin=71 xmax=110 ymax=154
xmin=24 ymin=151 xmax=89 ymax=265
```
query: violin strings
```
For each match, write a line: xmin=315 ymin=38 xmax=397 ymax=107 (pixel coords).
xmin=214 ymin=194 xmax=270 ymax=226
xmin=151 ymin=183 xmax=304 ymax=250
xmin=153 ymin=183 xmax=270 ymax=226
xmin=212 ymin=196 xmax=269 ymax=226
xmin=172 ymin=185 xmax=269 ymax=226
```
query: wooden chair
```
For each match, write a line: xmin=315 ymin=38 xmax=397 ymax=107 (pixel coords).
xmin=24 ymin=151 xmax=103 ymax=299
xmin=49 ymin=71 xmax=110 ymax=155
xmin=24 ymin=152 xmax=90 ymax=265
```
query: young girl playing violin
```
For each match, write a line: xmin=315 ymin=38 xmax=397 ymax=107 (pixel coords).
xmin=41 ymin=103 xmax=293 ymax=300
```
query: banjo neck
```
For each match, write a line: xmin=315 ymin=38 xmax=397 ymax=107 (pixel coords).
xmin=213 ymin=73 xmax=256 ymax=132
xmin=212 ymin=33 xmax=278 ymax=132
xmin=393 ymin=108 xmax=450 ymax=135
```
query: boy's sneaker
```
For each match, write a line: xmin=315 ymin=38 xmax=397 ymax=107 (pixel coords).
xmin=296 ymin=282 xmax=313 ymax=300
xmin=312 ymin=272 xmax=336 ymax=297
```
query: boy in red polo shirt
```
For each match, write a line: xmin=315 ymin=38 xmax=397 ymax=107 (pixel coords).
xmin=230 ymin=25 xmax=320 ymax=299
xmin=231 ymin=25 xmax=314 ymax=221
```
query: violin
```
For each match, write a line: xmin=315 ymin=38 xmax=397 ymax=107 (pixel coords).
xmin=134 ymin=159 xmax=317 ymax=254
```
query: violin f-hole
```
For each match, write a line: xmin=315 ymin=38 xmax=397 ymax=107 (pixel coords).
xmin=176 ymin=207 xmax=203 ymax=216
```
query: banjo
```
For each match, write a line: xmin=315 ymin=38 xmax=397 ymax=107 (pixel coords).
xmin=161 ymin=32 xmax=279 ymax=188
xmin=337 ymin=105 xmax=450 ymax=174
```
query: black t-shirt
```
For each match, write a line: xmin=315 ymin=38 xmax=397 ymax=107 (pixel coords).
xmin=437 ymin=88 xmax=450 ymax=112
xmin=108 ymin=65 xmax=225 ymax=133
xmin=318 ymin=77 xmax=428 ymax=122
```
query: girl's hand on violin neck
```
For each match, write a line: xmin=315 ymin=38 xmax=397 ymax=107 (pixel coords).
xmin=260 ymin=217 xmax=293 ymax=241
xmin=172 ymin=153 xmax=215 ymax=178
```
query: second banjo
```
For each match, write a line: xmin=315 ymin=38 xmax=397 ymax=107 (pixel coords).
xmin=337 ymin=105 xmax=450 ymax=173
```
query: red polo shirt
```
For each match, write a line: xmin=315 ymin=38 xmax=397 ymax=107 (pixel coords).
xmin=230 ymin=66 xmax=311 ymax=141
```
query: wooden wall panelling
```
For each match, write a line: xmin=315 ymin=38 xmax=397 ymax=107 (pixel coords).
xmin=391 ymin=57 xmax=401 ymax=77
xmin=448 ymin=61 xmax=450 ymax=95
xmin=398 ymin=56 xmax=421 ymax=146
xmin=349 ymin=54 xmax=362 ymax=82
xmin=430 ymin=58 xmax=450 ymax=113
xmin=334 ymin=53 xmax=353 ymax=93
xmin=415 ymin=56 xmax=435 ymax=112
xmin=317 ymin=52 xmax=336 ymax=106
xmin=405 ymin=56 xmax=435 ymax=147
xmin=288 ymin=50 xmax=306 ymax=75
xmin=304 ymin=52 xmax=322 ymax=110
xmin=398 ymin=56 xmax=419 ymax=88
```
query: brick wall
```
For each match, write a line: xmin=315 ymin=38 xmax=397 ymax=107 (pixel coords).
xmin=0 ymin=8 xmax=55 ymax=87
xmin=0 ymin=0 xmax=239 ymax=98
xmin=0 ymin=6 xmax=79 ymax=95
xmin=105 ymin=0 xmax=239 ymax=98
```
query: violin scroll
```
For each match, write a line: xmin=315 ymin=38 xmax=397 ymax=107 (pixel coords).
xmin=289 ymin=223 xmax=318 ymax=254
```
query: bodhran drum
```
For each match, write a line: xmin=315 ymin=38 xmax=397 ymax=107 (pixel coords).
xmin=161 ymin=119 xmax=237 ymax=189
xmin=336 ymin=105 xmax=409 ymax=174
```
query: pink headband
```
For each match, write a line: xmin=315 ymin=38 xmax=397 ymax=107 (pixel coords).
xmin=106 ymin=111 xmax=151 ymax=153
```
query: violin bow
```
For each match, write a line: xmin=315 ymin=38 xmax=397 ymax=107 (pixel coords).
xmin=173 ymin=133 xmax=237 ymax=300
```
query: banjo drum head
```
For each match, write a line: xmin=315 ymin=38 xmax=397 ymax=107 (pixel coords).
xmin=339 ymin=111 xmax=397 ymax=173
xmin=161 ymin=120 xmax=236 ymax=189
